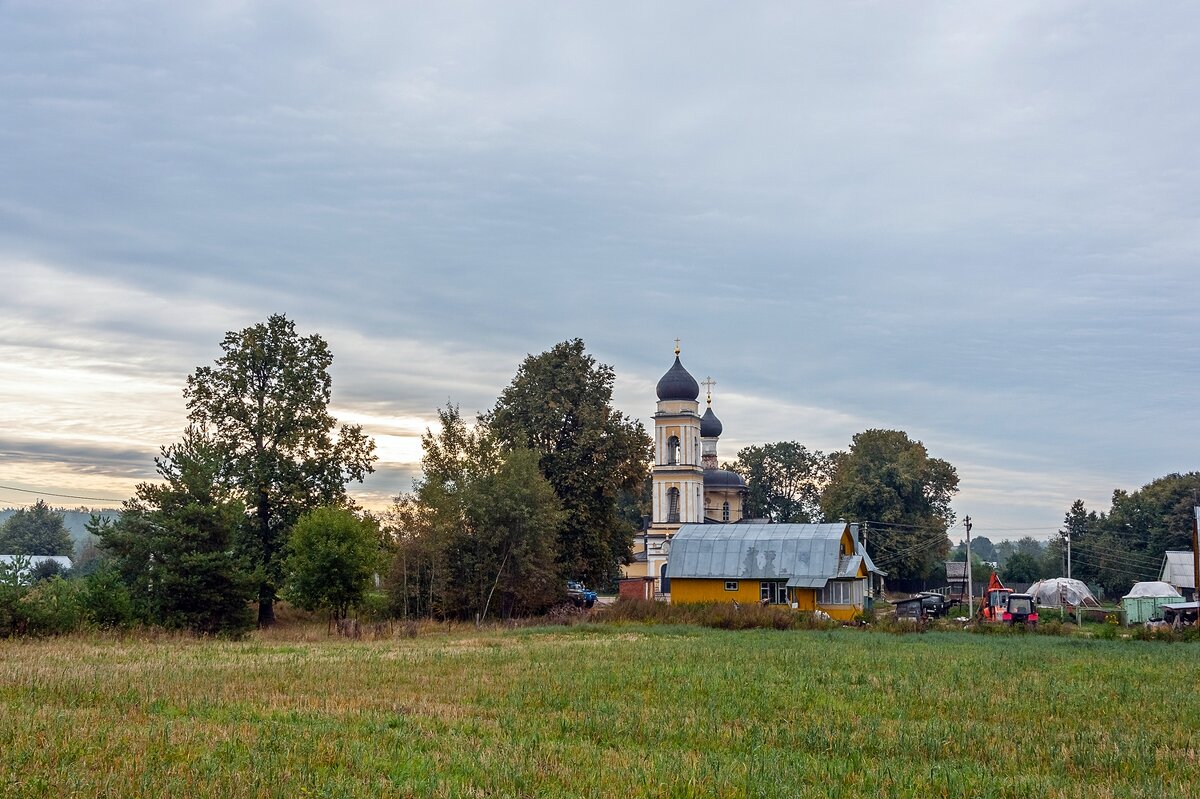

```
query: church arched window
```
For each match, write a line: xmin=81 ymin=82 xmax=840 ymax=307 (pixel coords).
xmin=667 ymin=487 xmax=680 ymax=523
xmin=722 ymin=501 xmax=730 ymax=522
xmin=666 ymin=435 xmax=680 ymax=465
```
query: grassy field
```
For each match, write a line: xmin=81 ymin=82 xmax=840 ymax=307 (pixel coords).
xmin=2 ymin=624 xmax=1199 ymax=798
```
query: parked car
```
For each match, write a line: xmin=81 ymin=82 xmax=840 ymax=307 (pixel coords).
xmin=918 ymin=592 xmax=952 ymax=618
xmin=566 ymin=580 xmax=597 ymax=609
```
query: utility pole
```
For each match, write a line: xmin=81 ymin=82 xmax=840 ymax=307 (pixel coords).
xmin=965 ymin=515 xmax=973 ymax=619
xmin=1066 ymin=529 xmax=1072 ymax=581
xmin=862 ymin=522 xmax=873 ymax=598
xmin=1192 ymin=506 xmax=1198 ymax=603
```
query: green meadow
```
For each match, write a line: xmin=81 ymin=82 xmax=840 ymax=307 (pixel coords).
xmin=2 ymin=624 xmax=1198 ymax=798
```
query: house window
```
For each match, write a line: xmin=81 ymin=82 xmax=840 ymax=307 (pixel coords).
xmin=724 ymin=581 xmax=738 ymax=591
xmin=666 ymin=488 xmax=680 ymax=523
xmin=820 ymin=580 xmax=856 ymax=605
xmin=666 ymin=435 xmax=680 ymax=465
xmin=760 ymin=582 xmax=788 ymax=604
xmin=722 ymin=501 xmax=730 ymax=522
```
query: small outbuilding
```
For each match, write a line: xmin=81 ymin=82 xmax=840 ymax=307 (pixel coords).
xmin=1159 ymin=551 xmax=1196 ymax=601
xmin=665 ymin=522 xmax=885 ymax=621
xmin=1161 ymin=601 xmax=1199 ymax=628
xmin=894 ymin=596 xmax=927 ymax=622
xmin=1121 ymin=581 xmax=1183 ymax=624
xmin=945 ymin=561 xmax=968 ymax=602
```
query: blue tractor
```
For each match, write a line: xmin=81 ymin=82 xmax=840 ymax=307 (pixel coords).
xmin=567 ymin=580 xmax=597 ymax=609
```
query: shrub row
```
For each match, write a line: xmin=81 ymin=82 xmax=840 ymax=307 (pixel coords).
xmin=0 ymin=568 xmax=137 ymax=637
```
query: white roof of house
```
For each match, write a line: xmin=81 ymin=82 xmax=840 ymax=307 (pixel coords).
xmin=0 ymin=554 xmax=73 ymax=571
xmin=1160 ymin=551 xmax=1196 ymax=590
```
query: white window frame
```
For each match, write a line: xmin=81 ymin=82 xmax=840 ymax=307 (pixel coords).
xmin=760 ymin=581 xmax=788 ymax=604
xmin=820 ymin=579 xmax=861 ymax=606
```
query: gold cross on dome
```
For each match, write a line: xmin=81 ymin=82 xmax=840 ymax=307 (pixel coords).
xmin=702 ymin=377 xmax=716 ymax=402
xmin=673 ymin=338 xmax=681 ymax=355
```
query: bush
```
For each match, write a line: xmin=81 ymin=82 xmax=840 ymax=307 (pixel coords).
xmin=356 ymin=590 xmax=391 ymax=623
xmin=30 ymin=559 xmax=68 ymax=582
xmin=597 ymin=599 xmax=843 ymax=632
xmin=83 ymin=566 xmax=137 ymax=629
xmin=0 ymin=582 xmax=23 ymax=637
xmin=18 ymin=577 xmax=85 ymax=636
xmin=1038 ymin=619 xmax=1069 ymax=636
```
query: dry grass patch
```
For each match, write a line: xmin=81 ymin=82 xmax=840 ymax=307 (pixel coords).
xmin=1 ymin=625 xmax=1198 ymax=797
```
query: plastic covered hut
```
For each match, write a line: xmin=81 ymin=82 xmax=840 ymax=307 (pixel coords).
xmin=1121 ymin=581 xmax=1182 ymax=624
xmin=1025 ymin=578 xmax=1100 ymax=608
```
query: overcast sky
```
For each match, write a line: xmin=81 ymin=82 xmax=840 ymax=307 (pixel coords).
xmin=1 ymin=2 xmax=1197 ymax=542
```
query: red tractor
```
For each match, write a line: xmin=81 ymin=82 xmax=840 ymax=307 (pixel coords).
xmin=979 ymin=573 xmax=1038 ymax=627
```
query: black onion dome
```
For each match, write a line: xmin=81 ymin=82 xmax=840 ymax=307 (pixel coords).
xmin=700 ymin=406 xmax=723 ymax=438
xmin=704 ymin=468 xmax=746 ymax=489
xmin=655 ymin=356 xmax=700 ymax=401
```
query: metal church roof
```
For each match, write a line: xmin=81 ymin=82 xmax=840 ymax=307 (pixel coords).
xmin=656 ymin=356 xmax=700 ymax=401
xmin=667 ymin=523 xmax=858 ymax=581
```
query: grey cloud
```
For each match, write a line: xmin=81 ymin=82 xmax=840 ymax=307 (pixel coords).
xmin=0 ymin=439 xmax=156 ymax=483
xmin=1 ymin=2 xmax=1198 ymax=532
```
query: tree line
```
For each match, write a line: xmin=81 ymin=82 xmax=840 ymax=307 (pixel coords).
xmin=0 ymin=318 xmax=976 ymax=632
xmin=1056 ymin=474 xmax=1199 ymax=598
xmin=3 ymin=314 xmax=1192 ymax=635
xmin=2 ymin=322 xmax=652 ymax=635
xmin=724 ymin=432 xmax=960 ymax=582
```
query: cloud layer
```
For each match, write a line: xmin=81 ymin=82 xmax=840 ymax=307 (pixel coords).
xmin=2 ymin=2 xmax=1197 ymax=537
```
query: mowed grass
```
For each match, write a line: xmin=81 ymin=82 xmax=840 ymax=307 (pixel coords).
xmin=1 ymin=625 xmax=1199 ymax=798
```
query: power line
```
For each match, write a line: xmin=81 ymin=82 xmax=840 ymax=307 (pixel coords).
xmin=963 ymin=526 xmax=1061 ymax=533
xmin=1070 ymin=544 xmax=1161 ymax=568
xmin=0 ymin=484 xmax=126 ymax=503
xmin=864 ymin=519 xmax=961 ymax=532
xmin=873 ymin=533 xmax=948 ymax=568
xmin=1070 ymin=555 xmax=1159 ymax=582
xmin=965 ymin=529 xmax=1063 ymax=539
xmin=1074 ymin=541 xmax=1162 ymax=567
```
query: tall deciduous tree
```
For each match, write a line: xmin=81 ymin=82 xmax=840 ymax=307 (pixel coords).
xmin=727 ymin=442 xmax=830 ymax=522
xmin=820 ymin=429 xmax=959 ymax=581
xmin=184 ymin=314 xmax=376 ymax=626
xmin=284 ymin=507 xmax=381 ymax=621
xmin=95 ymin=427 xmax=256 ymax=634
xmin=484 ymin=340 xmax=650 ymax=585
xmin=1001 ymin=551 xmax=1044 ymax=583
xmin=0 ymin=500 xmax=74 ymax=557
xmin=390 ymin=404 xmax=563 ymax=621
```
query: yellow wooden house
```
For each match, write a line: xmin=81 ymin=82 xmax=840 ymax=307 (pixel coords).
xmin=665 ymin=522 xmax=884 ymax=621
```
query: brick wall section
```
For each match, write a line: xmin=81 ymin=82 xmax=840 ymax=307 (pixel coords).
xmin=619 ymin=577 xmax=656 ymax=601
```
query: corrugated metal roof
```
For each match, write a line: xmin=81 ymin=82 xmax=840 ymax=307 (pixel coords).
xmin=838 ymin=554 xmax=863 ymax=579
xmin=856 ymin=540 xmax=885 ymax=577
xmin=1161 ymin=551 xmax=1196 ymax=590
xmin=666 ymin=523 xmax=848 ymax=580
xmin=786 ymin=576 xmax=829 ymax=588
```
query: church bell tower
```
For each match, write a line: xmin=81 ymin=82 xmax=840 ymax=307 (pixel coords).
xmin=650 ymin=341 xmax=704 ymax=535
